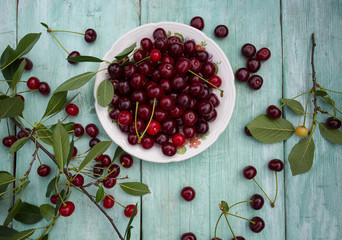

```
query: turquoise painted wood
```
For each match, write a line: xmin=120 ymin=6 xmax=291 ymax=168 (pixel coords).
xmin=0 ymin=0 xmax=341 ymax=239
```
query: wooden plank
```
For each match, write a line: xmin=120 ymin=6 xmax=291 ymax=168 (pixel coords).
xmin=0 ymin=0 xmax=17 ymax=224
xmin=13 ymin=0 xmax=141 ymax=239
xmin=140 ymin=0 xmax=285 ymax=239
xmin=282 ymin=0 xmax=342 ymax=239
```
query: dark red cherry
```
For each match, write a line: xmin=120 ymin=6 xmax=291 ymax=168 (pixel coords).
xmin=2 ymin=136 xmax=17 ymax=147
xmin=120 ymin=154 xmax=134 ymax=168
xmin=246 ymin=58 xmax=261 ymax=73
xmin=203 ymin=109 xmax=217 ymax=122
xmin=71 ymin=174 xmax=84 ymax=187
xmin=130 ymin=73 xmax=146 ymax=90
xmin=168 ymin=36 xmax=181 ymax=44
xmin=65 ymin=104 xmax=79 ymax=116
xmin=268 ymin=159 xmax=284 ymax=171
xmin=138 ymin=62 xmax=152 ymax=76
xmin=248 ymin=75 xmax=263 ymax=90
xmin=108 ymin=63 xmax=123 ymax=78
xmin=183 ymin=126 xmax=196 ymax=139
xmin=101 ymin=154 xmax=112 ymax=167
xmin=147 ymin=85 xmax=164 ymax=99
xmin=266 ymin=105 xmax=281 ymax=119
xmin=190 ymin=16 xmax=205 ymax=30
xmin=103 ymin=195 xmax=115 ymax=209
xmin=195 ymin=50 xmax=209 ymax=62
xmin=241 ymin=43 xmax=256 ymax=58
xmin=235 ymin=68 xmax=250 ymax=82
xmin=50 ymin=194 xmax=59 ymax=204
xmin=197 ymin=100 xmax=213 ymax=115
xmin=201 ymin=62 xmax=216 ymax=77
xmin=27 ymin=77 xmax=40 ymax=90
xmin=72 ymin=147 xmax=77 ymax=157
xmin=214 ymin=25 xmax=229 ymax=38
xmin=118 ymin=111 xmax=133 ymax=126
xmin=207 ymin=93 xmax=220 ymax=108
xmin=141 ymin=135 xmax=154 ymax=149
xmin=118 ymin=80 xmax=132 ymax=96
xmin=183 ymin=110 xmax=198 ymax=126
xmin=154 ymin=37 xmax=169 ymax=52
xmin=184 ymin=40 xmax=197 ymax=56
xmin=161 ymin=119 xmax=177 ymax=134
xmin=162 ymin=55 xmax=175 ymax=66
xmin=89 ymin=138 xmax=100 ymax=148
xmin=67 ymin=51 xmax=80 ymax=64
xmin=244 ymin=126 xmax=252 ymax=136
xmin=84 ymin=28 xmax=97 ymax=43
xmin=108 ymin=164 xmax=120 ymax=178
xmin=155 ymin=133 xmax=169 ymax=145
xmin=109 ymin=79 xmax=120 ymax=92
xmin=124 ymin=204 xmax=137 ymax=218
xmin=181 ymin=232 xmax=197 ymax=240
xmin=168 ymin=43 xmax=184 ymax=58
xmin=123 ymin=64 xmax=137 ymax=78
xmin=256 ymin=48 xmax=271 ymax=61
xmin=189 ymin=83 xmax=204 ymax=97
xmin=59 ymin=201 xmax=75 ymax=217
xmin=128 ymin=133 xmax=139 ymax=145
xmin=189 ymin=57 xmax=202 ymax=73
xmin=171 ymin=75 xmax=187 ymax=91
xmin=231 ymin=237 xmax=245 ymax=240
xmin=103 ymin=178 xmax=117 ymax=188
xmin=73 ymin=123 xmax=84 ymax=137
xmin=131 ymin=90 xmax=147 ymax=104
xmin=17 ymin=129 xmax=29 ymax=139
xmin=160 ymin=96 xmax=176 ymax=111
xmin=118 ymin=97 xmax=133 ymax=110
xmin=326 ymin=117 xmax=341 ymax=129
xmin=249 ymin=217 xmax=265 ymax=233
xmin=133 ymin=49 xmax=147 ymax=62
xmin=153 ymin=28 xmax=167 ymax=39
xmin=175 ymin=58 xmax=190 ymax=75
xmin=37 ymin=164 xmax=51 ymax=177
xmin=154 ymin=108 xmax=168 ymax=122
xmin=159 ymin=63 xmax=174 ymax=79
xmin=195 ymin=120 xmax=209 ymax=134
xmin=130 ymin=118 xmax=146 ymax=134
xmin=161 ymin=142 xmax=177 ymax=156
xmin=138 ymin=104 xmax=152 ymax=121
xmin=93 ymin=164 xmax=104 ymax=177
xmin=159 ymin=79 xmax=172 ymax=93
xmin=19 ymin=57 xmax=33 ymax=70
xmin=85 ymin=124 xmax=99 ymax=138
xmin=243 ymin=166 xmax=257 ymax=179
xmin=140 ymin=38 xmax=153 ymax=51
xmin=250 ymin=194 xmax=264 ymax=210
xmin=38 ymin=82 xmax=50 ymax=95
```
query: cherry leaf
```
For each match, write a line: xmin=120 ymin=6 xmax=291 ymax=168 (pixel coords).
xmin=289 ymin=135 xmax=315 ymax=176
xmin=36 ymin=125 xmax=53 ymax=146
xmin=0 ymin=97 xmax=24 ymax=120
xmin=3 ymin=199 xmax=22 ymax=226
xmin=66 ymin=55 xmax=103 ymax=63
xmin=95 ymin=186 xmax=105 ymax=203
xmin=14 ymin=202 xmax=43 ymax=224
xmin=6 ymin=229 xmax=35 ymax=240
xmin=280 ymin=98 xmax=305 ymax=115
xmin=52 ymin=120 xmax=70 ymax=170
xmin=10 ymin=59 xmax=26 ymax=90
xmin=96 ymin=79 xmax=114 ymax=107
xmin=79 ymin=141 xmax=112 ymax=171
xmin=43 ymin=91 xmax=68 ymax=118
xmin=113 ymin=146 xmax=124 ymax=162
xmin=39 ymin=204 xmax=55 ymax=222
xmin=8 ymin=137 xmax=29 ymax=154
xmin=318 ymin=122 xmax=342 ymax=145
xmin=1 ymin=46 xmax=19 ymax=82
xmin=54 ymin=72 xmax=96 ymax=93
xmin=0 ymin=225 xmax=19 ymax=238
xmin=115 ymin=42 xmax=136 ymax=60
xmin=119 ymin=182 xmax=151 ymax=196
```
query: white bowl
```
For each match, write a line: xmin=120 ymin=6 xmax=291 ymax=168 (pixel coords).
xmin=94 ymin=22 xmax=235 ymax=163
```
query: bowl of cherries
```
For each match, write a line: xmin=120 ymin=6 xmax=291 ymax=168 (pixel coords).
xmin=94 ymin=22 xmax=235 ymax=163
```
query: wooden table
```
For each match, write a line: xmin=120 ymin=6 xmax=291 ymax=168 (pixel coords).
xmin=1 ymin=0 xmax=341 ymax=239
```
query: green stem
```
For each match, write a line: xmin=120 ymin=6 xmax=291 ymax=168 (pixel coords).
xmin=138 ymin=98 xmax=156 ymax=142
xmin=303 ymin=91 xmax=312 ymax=127
xmin=226 ymin=212 xmax=255 ymax=224
xmin=50 ymin=31 xmax=70 ymax=55
xmin=51 ymin=30 xmax=84 ymax=35
xmin=271 ymin=172 xmax=278 ymax=208
xmin=188 ymin=69 xmax=224 ymax=97
xmin=252 ymin=178 xmax=273 ymax=205
xmin=223 ymin=214 xmax=237 ymax=240
xmin=135 ymin=56 xmax=150 ymax=65
xmin=319 ymin=86 xmax=342 ymax=94
xmin=278 ymin=91 xmax=311 ymax=109
xmin=230 ymin=200 xmax=252 ymax=209
xmin=119 ymin=46 xmax=142 ymax=65
xmin=319 ymin=86 xmax=337 ymax=116
xmin=214 ymin=213 xmax=224 ymax=240
xmin=134 ymin=101 xmax=140 ymax=139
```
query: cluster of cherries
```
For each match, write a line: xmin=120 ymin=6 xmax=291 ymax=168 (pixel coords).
xmin=235 ymin=43 xmax=271 ymax=90
xmin=107 ymin=27 xmax=223 ymax=156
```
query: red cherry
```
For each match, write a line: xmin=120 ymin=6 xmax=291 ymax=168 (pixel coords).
xmin=249 ymin=217 xmax=265 ymax=233
xmin=150 ymin=49 xmax=162 ymax=62
xmin=118 ymin=111 xmax=133 ymax=126
xmin=147 ymin=120 xmax=161 ymax=135
xmin=65 ymin=104 xmax=79 ymax=116
xmin=37 ymin=164 xmax=51 ymax=177
xmin=19 ymin=57 xmax=33 ymax=70
xmin=172 ymin=133 xmax=186 ymax=147
xmin=2 ymin=136 xmax=17 ymax=147
xmin=243 ymin=166 xmax=257 ymax=179
xmin=181 ymin=186 xmax=196 ymax=201
xmin=14 ymin=94 xmax=25 ymax=102
xmin=73 ymin=123 xmax=84 ymax=137
xmin=124 ymin=204 xmax=137 ymax=218
xmin=38 ymin=82 xmax=50 ymax=95
xmin=72 ymin=147 xmax=77 ymax=157
xmin=71 ymin=174 xmax=84 ymax=187
xmin=103 ymin=178 xmax=117 ymax=189
xmin=95 ymin=154 xmax=104 ymax=162
xmin=59 ymin=201 xmax=75 ymax=217
xmin=50 ymin=194 xmax=59 ymax=204
xmin=103 ymin=195 xmax=115 ymax=209
xmin=208 ymin=75 xmax=222 ymax=88
xmin=85 ymin=124 xmax=99 ymax=138
xmin=120 ymin=154 xmax=134 ymax=168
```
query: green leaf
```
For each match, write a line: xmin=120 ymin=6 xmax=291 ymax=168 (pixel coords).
xmin=54 ymin=190 xmax=66 ymax=215
xmin=321 ymin=95 xmax=335 ymax=107
xmin=43 ymin=92 xmax=68 ymax=118
xmin=41 ymin=22 xmax=49 ymax=29
xmin=1 ymin=46 xmax=19 ymax=82
xmin=66 ymin=138 xmax=74 ymax=166
xmin=36 ymin=125 xmax=53 ymax=145
xmin=45 ymin=176 xmax=59 ymax=198
xmin=3 ymin=199 xmax=22 ymax=226
xmin=289 ymin=135 xmax=315 ymax=176
xmin=174 ymin=33 xmax=184 ymax=42
xmin=40 ymin=204 xmax=55 ymax=221
xmin=318 ymin=122 xmax=342 ymax=145
xmin=280 ymin=98 xmax=305 ymax=115
xmin=113 ymin=146 xmax=124 ymax=162
xmin=6 ymin=229 xmax=35 ymax=240
xmin=1 ymin=33 xmax=41 ymax=71
xmin=79 ymin=141 xmax=112 ymax=171
xmin=54 ymin=72 xmax=96 ymax=93
xmin=96 ymin=80 xmax=114 ymax=107
xmin=67 ymin=55 xmax=103 ymax=63
xmin=41 ymin=234 xmax=49 ymax=240
xmin=314 ymin=90 xmax=327 ymax=96
xmin=0 ymin=172 xmax=15 ymax=190
xmin=49 ymin=122 xmax=75 ymax=132
xmin=95 ymin=186 xmax=105 ymax=203
xmin=246 ymin=114 xmax=295 ymax=143
xmin=52 ymin=121 xmax=70 ymax=170
xmin=0 ymin=225 xmax=18 ymax=239
xmin=14 ymin=202 xmax=42 ymax=224
xmin=0 ymin=97 xmax=24 ymax=119
xmin=220 ymin=201 xmax=229 ymax=211
xmin=124 ymin=203 xmax=137 ymax=239
xmin=10 ymin=59 xmax=26 ymax=90
xmin=115 ymin=42 xmax=136 ymax=60
xmin=8 ymin=137 xmax=29 ymax=154
xmin=0 ymin=95 xmax=9 ymax=101
xmin=119 ymin=182 xmax=151 ymax=196
xmin=126 ymin=226 xmax=133 ymax=240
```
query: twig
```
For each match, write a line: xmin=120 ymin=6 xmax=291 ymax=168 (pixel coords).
xmin=311 ymin=33 xmax=318 ymax=110
xmin=25 ymin=151 xmax=37 ymax=176
xmin=10 ymin=118 xmax=124 ymax=240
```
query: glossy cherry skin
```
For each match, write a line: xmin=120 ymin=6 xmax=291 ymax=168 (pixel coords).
xmin=175 ymin=58 xmax=190 ymax=75
xmin=50 ymin=194 xmax=59 ymax=204
xmin=118 ymin=111 xmax=133 ymax=126
xmin=103 ymin=195 xmax=115 ymax=209
xmin=189 ymin=83 xmax=204 ymax=97
xmin=38 ymin=82 xmax=50 ymax=95
xmin=124 ymin=204 xmax=137 ymax=218
xmin=84 ymin=28 xmax=97 ymax=43
xmin=209 ymin=75 xmax=222 ymax=88
xmin=93 ymin=164 xmax=104 ymax=177
xmin=133 ymin=49 xmax=147 ymax=62
xmin=108 ymin=164 xmax=120 ymax=178
xmin=155 ymin=133 xmax=169 ymax=145
xmin=171 ymin=75 xmax=187 ymax=91
xmin=153 ymin=28 xmax=167 ymax=39
xmin=197 ymin=100 xmax=213 ymax=115
xmin=189 ymin=57 xmax=202 ymax=73
xmin=27 ymin=77 xmax=40 ymax=89
xmin=249 ymin=217 xmax=265 ymax=233
xmin=155 ymin=37 xmax=169 ymax=52
xmin=214 ymin=25 xmax=229 ymax=38
xmin=85 ymin=124 xmax=99 ymax=138
xmin=195 ymin=120 xmax=209 ymax=134
xmin=183 ymin=126 xmax=196 ymax=139
xmin=19 ymin=57 xmax=33 ymax=70
xmin=67 ymin=51 xmax=80 ymax=64
xmin=2 ymin=136 xmax=17 ymax=147
xmin=184 ymin=40 xmax=197 ymax=56
xmin=160 ymin=96 xmax=176 ymax=111
xmin=59 ymin=201 xmax=75 ymax=217
xmin=37 ymin=164 xmax=51 ymax=177
xmin=266 ymin=105 xmax=281 ymax=119
xmin=150 ymin=49 xmax=162 ymax=62
xmin=159 ymin=62 xmax=175 ymax=79
xmin=103 ymin=178 xmax=117 ymax=188
xmin=183 ymin=110 xmax=198 ymax=126
xmin=123 ymin=65 xmax=137 ymax=78
xmin=190 ymin=16 xmax=205 ymax=30
xmin=250 ymin=194 xmax=264 ymax=210
xmin=161 ymin=119 xmax=177 ymax=134
xmin=181 ymin=186 xmax=196 ymax=201
xmin=172 ymin=133 xmax=186 ymax=147
xmin=203 ymin=109 xmax=217 ymax=122
xmin=138 ymin=104 xmax=152 ymax=121
xmin=72 ymin=147 xmax=77 ymax=157
xmin=168 ymin=43 xmax=184 ymax=58
xmin=108 ymin=63 xmax=123 ymax=78
xmin=73 ymin=123 xmax=84 ymax=137
xmin=169 ymin=106 xmax=184 ymax=118
xmin=195 ymin=50 xmax=209 ymax=62
xmin=140 ymin=38 xmax=153 ymax=51
xmin=248 ymin=75 xmax=263 ymax=90
xmin=268 ymin=159 xmax=284 ymax=171
xmin=208 ymin=93 xmax=220 ymax=108
xmin=131 ymin=90 xmax=147 ymax=104
xmin=120 ymin=154 xmax=134 ymax=168
xmin=161 ymin=142 xmax=177 ymax=156
xmin=246 ymin=58 xmax=261 ymax=73
xmin=141 ymin=136 xmax=154 ymax=149
xmin=89 ymin=138 xmax=100 ymax=148
xmin=326 ymin=117 xmax=341 ymax=129
xmin=17 ymin=129 xmax=29 ymax=139
xmin=235 ymin=68 xmax=250 ymax=82
xmin=241 ymin=43 xmax=256 ymax=58
xmin=101 ymin=154 xmax=112 ymax=167
xmin=244 ymin=126 xmax=252 ymax=136
xmin=147 ymin=120 xmax=161 ymax=136
xmin=147 ymin=85 xmax=164 ymax=99
xmin=118 ymin=97 xmax=133 ymax=110
xmin=243 ymin=166 xmax=257 ymax=179
xmin=71 ymin=174 xmax=84 ymax=187
xmin=181 ymin=232 xmax=197 ymax=240
xmin=65 ymin=104 xmax=79 ymax=116
xmin=256 ymin=47 xmax=271 ymax=61
xmin=128 ymin=133 xmax=139 ymax=145
xmin=129 ymin=118 xmax=145 ymax=134
xmin=201 ymin=62 xmax=216 ymax=77
xmin=160 ymin=79 xmax=172 ymax=93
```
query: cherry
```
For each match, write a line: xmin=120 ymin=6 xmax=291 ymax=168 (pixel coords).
xmin=138 ymin=105 xmax=152 ymax=121
xmin=37 ymin=164 xmax=51 ymax=177
xmin=181 ymin=186 xmax=196 ymax=201
xmin=108 ymin=164 xmax=120 ymax=178
xmin=214 ymin=25 xmax=229 ymax=38
xmin=101 ymin=154 xmax=112 ymax=167
xmin=162 ymin=55 xmax=175 ymax=66
xmin=138 ymin=62 xmax=152 ymax=76
xmin=244 ymin=126 xmax=252 ymax=136
xmin=150 ymin=49 xmax=162 ymax=62
xmin=59 ymin=201 xmax=75 ymax=217
xmin=232 ymin=237 xmax=245 ymax=240
xmin=147 ymin=85 xmax=164 ymax=99
xmin=169 ymin=43 xmax=184 ymax=58
xmin=195 ymin=120 xmax=209 ymax=134
xmin=175 ymin=58 xmax=190 ymax=75
xmin=183 ymin=126 xmax=196 ymax=139
xmin=189 ymin=83 xmax=204 ymax=97
xmin=17 ymin=129 xmax=29 ymax=139
xmin=169 ymin=106 xmax=184 ymax=118
xmin=141 ymin=136 xmax=154 ymax=149
xmin=89 ymin=138 xmax=100 ymax=148
xmin=38 ymin=82 xmax=50 ymax=95
xmin=119 ymin=80 xmax=133 ymax=96
xmin=130 ymin=73 xmax=146 ymax=90
xmin=243 ymin=166 xmax=257 ymax=179
xmin=161 ymin=119 xmax=176 ymax=134
xmin=120 ymin=154 xmax=134 ymax=168
xmin=171 ymin=75 xmax=187 ymax=91
xmin=326 ymin=117 xmax=341 ymax=129
xmin=84 ymin=28 xmax=97 ymax=43
xmin=201 ymin=62 xmax=216 ymax=77
xmin=118 ymin=97 xmax=133 ymax=110
xmin=72 ymin=147 xmax=77 ymax=157
xmin=155 ymin=133 xmax=168 ymax=145
xmin=246 ymin=58 xmax=261 ymax=73
xmin=14 ymin=94 xmax=25 ymax=102
xmin=183 ymin=110 xmax=198 ymax=126
xmin=184 ymin=40 xmax=197 ymax=56
xmin=203 ymin=109 xmax=217 ymax=122
xmin=256 ymin=47 xmax=271 ymax=61
xmin=248 ymin=75 xmax=263 ymax=90
xmin=195 ymin=50 xmax=209 ymax=62
xmin=27 ymin=77 xmax=40 ymax=90
xmin=124 ymin=204 xmax=137 ymax=218
xmin=73 ymin=123 xmax=84 ymax=137
xmin=177 ymin=93 xmax=191 ymax=109
xmin=189 ymin=57 xmax=202 ymax=73
xmin=65 ymin=104 xmax=79 ymax=116
xmin=209 ymin=75 xmax=222 ymax=88
xmin=111 ymin=92 xmax=120 ymax=106
xmin=131 ymin=90 xmax=147 ymax=104
xmin=250 ymin=194 xmax=264 ymax=210
xmin=197 ymin=100 xmax=213 ymax=115
xmin=71 ymin=174 xmax=84 ymax=187
xmin=67 ymin=51 xmax=80 ymax=64
xmin=147 ymin=120 xmax=161 ymax=136
xmin=235 ymin=68 xmax=250 ymax=82
xmin=181 ymin=232 xmax=197 ymax=240
xmin=172 ymin=133 xmax=186 ymax=147
xmin=93 ymin=164 xmax=104 ymax=177
xmin=168 ymin=36 xmax=181 ymax=44
xmin=140 ymin=38 xmax=153 ymax=51
xmin=2 ymin=136 xmax=17 ymax=147
xmin=160 ymin=96 xmax=176 ymax=111
xmin=103 ymin=178 xmax=117 ymax=188
xmin=118 ymin=111 xmax=133 ymax=126
xmin=162 ymin=142 xmax=177 ymax=156
xmin=103 ymin=195 xmax=115 ymax=209
xmin=151 ymin=69 xmax=162 ymax=81
xmin=159 ymin=63 xmax=175 ymax=78
xmin=249 ymin=216 xmax=265 ymax=233
xmin=266 ymin=105 xmax=281 ymax=119
xmin=95 ymin=154 xmax=104 ymax=162
xmin=190 ymin=16 xmax=205 ymax=30
xmin=241 ymin=43 xmax=256 ymax=58
xmin=153 ymin=28 xmax=167 ymax=39
xmin=19 ymin=57 xmax=33 ymax=70
xmin=154 ymin=37 xmax=169 ymax=52
xmin=130 ymin=118 xmax=146 ymax=134
xmin=268 ymin=159 xmax=284 ymax=171
xmin=108 ymin=63 xmax=123 ymax=79
xmin=123 ymin=65 xmax=137 ymax=79
xmin=128 ymin=133 xmax=139 ymax=145
xmin=208 ymin=93 xmax=220 ymax=108
xmin=50 ymin=194 xmax=59 ymax=204
xmin=160 ymin=79 xmax=172 ymax=93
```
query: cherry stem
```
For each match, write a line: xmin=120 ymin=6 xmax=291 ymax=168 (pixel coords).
xmin=226 ymin=212 xmax=255 ymax=224
xmin=138 ymin=98 xmax=156 ymax=143
xmin=134 ymin=101 xmax=140 ymax=139
xmin=51 ymin=30 xmax=84 ymax=35
xmin=118 ymin=46 xmax=142 ymax=65
xmin=49 ymin=31 xmax=70 ymax=55
xmin=271 ymin=172 xmax=278 ymax=207
xmin=188 ymin=69 xmax=224 ymax=97
xmin=252 ymin=178 xmax=273 ymax=206
xmin=223 ymin=214 xmax=237 ymax=239
xmin=229 ymin=200 xmax=253 ymax=209
xmin=278 ymin=91 xmax=311 ymax=109
xmin=135 ymin=56 xmax=150 ymax=65
xmin=319 ymin=86 xmax=342 ymax=95
xmin=104 ymin=192 xmax=125 ymax=208
xmin=6 ymin=118 xmax=10 ymax=135
xmin=302 ymin=91 xmax=312 ymax=128
xmin=318 ymin=85 xmax=338 ymax=116
xmin=214 ymin=212 xmax=224 ymax=240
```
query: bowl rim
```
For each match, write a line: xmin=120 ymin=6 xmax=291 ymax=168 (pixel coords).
xmin=94 ymin=21 xmax=236 ymax=163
